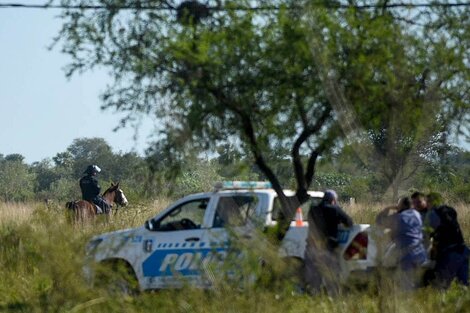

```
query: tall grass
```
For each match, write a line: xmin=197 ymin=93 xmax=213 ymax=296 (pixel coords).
xmin=0 ymin=201 xmax=469 ymax=312
xmin=0 ymin=202 xmax=35 ymax=225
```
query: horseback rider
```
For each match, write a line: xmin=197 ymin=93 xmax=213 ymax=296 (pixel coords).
xmin=79 ymin=165 xmax=111 ymax=214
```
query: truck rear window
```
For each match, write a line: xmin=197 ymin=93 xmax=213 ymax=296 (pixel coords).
xmin=271 ymin=196 xmax=322 ymax=221
xmin=213 ymin=195 xmax=259 ymax=227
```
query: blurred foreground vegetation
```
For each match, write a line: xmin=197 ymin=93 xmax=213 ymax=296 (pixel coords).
xmin=0 ymin=201 xmax=470 ymax=312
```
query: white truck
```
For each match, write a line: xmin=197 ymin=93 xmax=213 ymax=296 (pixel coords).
xmin=85 ymin=181 xmax=377 ymax=291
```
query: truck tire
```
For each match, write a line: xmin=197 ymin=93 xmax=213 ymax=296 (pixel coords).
xmin=95 ymin=259 xmax=140 ymax=296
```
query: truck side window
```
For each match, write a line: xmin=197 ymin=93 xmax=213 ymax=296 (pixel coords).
xmin=155 ymin=198 xmax=209 ymax=231
xmin=213 ymin=195 xmax=258 ymax=228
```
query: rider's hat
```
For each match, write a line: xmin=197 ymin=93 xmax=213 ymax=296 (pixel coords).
xmin=84 ymin=165 xmax=101 ymax=175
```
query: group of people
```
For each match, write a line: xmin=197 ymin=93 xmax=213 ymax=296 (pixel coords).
xmin=304 ymin=189 xmax=469 ymax=295
xmin=377 ymin=191 xmax=469 ymax=289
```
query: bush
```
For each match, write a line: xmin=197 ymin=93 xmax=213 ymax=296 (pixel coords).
xmin=0 ymin=161 xmax=36 ymax=201
xmin=174 ymin=161 xmax=222 ymax=198
xmin=343 ymin=177 xmax=373 ymax=202
xmin=449 ymin=176 xmax=470 ymax=203
xmin=46 ymin=178 xmax=80 ymax=202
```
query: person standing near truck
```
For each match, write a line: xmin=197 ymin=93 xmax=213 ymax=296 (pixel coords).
xmin=427 ymin=197 xmax=469 ymax=288
xmin=304 ymin=189 xmax=353 ymax=295
xmin=394 ymin=196 xmax=428 ymax=289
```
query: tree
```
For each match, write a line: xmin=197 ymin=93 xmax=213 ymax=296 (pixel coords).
xmin=31 ymin=159 xmax=59 ymax=193
xmin=4 ymin=154 xmax=25 ymax=163
xmin=216 ymin=143 xmax=245 ymax=179
xmin=55 ymin=0 xmax=469 ymax=236
xmin=0 ymin=157 xmax=36 ymax=201
xmin=56 ymin=0 xmax=339 ymax=239
xmin=53 ymin=151 xmax=74 ymax=168
xmin=66 ymin=137 xmax=116 ymax=179
xmin=303 ymin=2 xmax=470 ymax=200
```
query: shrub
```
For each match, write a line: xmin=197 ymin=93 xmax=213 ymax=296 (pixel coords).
xmin=0 ymin=161 xmax=36 ymax=201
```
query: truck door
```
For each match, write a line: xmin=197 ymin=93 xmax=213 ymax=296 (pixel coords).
xmin=205 ymin=193 xmax=264 ymax=280
xmin=139 ymin=196 xmax=216 ymax=289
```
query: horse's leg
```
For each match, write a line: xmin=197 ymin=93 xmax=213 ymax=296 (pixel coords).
xmin=86 ymin=207 xmax=92 ymax=226
xmin=105 ymin=209 xmax=111 ymax=224
xmin=65 ymin=206 xmax=72 ymax=224
xmin=65 ymin=202 xmax=78 ymax=225
xmin=76 ymin=206 xmax=82 ymax=225
xmin=87 ymin=203 xmax=94 ymax=225
xmin=79 ymin=204 xmax=87 ymax=226
xmin=89 ymin=205 xmax=95 ymax=225
xmin=77 ymin=208 xmax=83 ymax=228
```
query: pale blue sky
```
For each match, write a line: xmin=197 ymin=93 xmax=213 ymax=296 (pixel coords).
xmin=0 ymin=4 xmax=156 ymax=163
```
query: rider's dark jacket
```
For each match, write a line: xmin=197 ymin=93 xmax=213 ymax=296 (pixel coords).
xmin=79 ymin=174 xmax=101 ymax=202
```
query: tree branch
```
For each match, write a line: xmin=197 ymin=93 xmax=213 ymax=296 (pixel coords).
xmin=205 ymin=84 xmax=302 ymax=240
xmin=206 ymin=85 xmax=294 ymax=225
xmin=305 ymin=150 xmax=319 ymax=188
xmin=292 ymin=107 xmax=331 ymax=200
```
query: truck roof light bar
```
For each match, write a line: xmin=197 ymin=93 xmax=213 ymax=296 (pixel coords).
xmin=214 ymin=181 xmax=272 ymax=190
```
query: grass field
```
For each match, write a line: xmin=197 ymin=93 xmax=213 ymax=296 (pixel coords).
xmin=0 ymin=200 xmax=469 ymax=313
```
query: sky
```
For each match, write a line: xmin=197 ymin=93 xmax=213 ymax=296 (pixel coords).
xmin=0 ymin=3 xmax=156 ymax=163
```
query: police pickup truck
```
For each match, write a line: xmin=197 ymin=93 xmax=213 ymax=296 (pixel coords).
xmin=85 ymin=181 xmax=375 ymax=291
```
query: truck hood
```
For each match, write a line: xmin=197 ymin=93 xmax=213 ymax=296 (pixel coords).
xmin=86 ymin=227 xmax=144 ymax=257
xmin=92 ymin=227 xmax=139 ymax=241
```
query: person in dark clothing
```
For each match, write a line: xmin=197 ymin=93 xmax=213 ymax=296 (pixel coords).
xmin=421 ymin=192 xmax=444 ymax=286
xmin=79 ymin=165 xmax=111 ymax=214
xmin=428 ymin=204 xmax=469 ymax=288
xmin=304 ymin=190 xmax=353 ymax=295
xmin=308 ymin=190 xmax=353 ymax=251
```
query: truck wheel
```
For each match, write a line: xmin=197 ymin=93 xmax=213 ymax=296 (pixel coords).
xmin=95 ymin=259 xmax=139 ymax=296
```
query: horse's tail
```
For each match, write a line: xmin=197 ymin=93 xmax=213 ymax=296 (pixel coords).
xmin=65 ymin=201 xmax=74 ymax=224
xmin=65 ymin=201 xmax=76 ymax=210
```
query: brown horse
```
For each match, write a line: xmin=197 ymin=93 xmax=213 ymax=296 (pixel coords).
xmin=66 ymin=182 xmax=128 ymax=223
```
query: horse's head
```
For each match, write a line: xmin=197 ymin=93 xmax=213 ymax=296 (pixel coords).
xmin=104 ymin=182 xmax=129 ymax=207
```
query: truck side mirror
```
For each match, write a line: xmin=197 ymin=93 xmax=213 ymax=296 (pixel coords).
xmin=145 ymin=219 xmax=162 ymax=231
xmin=144 ymin=219 xmax=153 ymax=230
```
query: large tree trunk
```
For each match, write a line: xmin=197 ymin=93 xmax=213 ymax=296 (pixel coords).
xmin=208 ymin=88 xmax=325 ymax=242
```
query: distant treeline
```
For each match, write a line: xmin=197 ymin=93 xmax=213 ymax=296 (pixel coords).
xmin=0 ymin=137 xmax=469 ymax=203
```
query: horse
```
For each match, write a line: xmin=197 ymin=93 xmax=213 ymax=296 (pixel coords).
xmin=66 ymin=182 xmax=129 ymax=224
